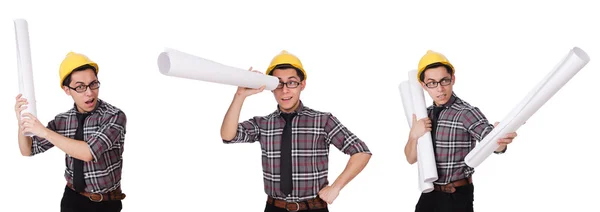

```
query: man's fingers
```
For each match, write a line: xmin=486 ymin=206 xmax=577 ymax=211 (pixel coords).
xmin=16 ymin=102 xmax=28 ymax=109
xmin=498 ymin=139 xmax=512 ymax=144
xmin=504 ymin=132 xmax=517 ymax=139
xmin=22 ymin=113 xmax=32 ymax=119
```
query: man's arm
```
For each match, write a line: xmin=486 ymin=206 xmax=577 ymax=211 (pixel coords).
xmin=20 ymin=115 xmax=90 ymax=160
xmin=18 ymin=127 xmax=33 ymax=156
xmin=318 ymin=114 xmax=372 ymax=204
xmin=404 ymin=135 xmax=418 ymax=164
xmin=221 ymin=93 xmax=248 ymax=141
xmin=86 ymin=111 xmax=127 ymax=162
xmin=19 ymin=118 xmax=56 ymax=156
xmin=403 ymin=114 xmax=431 ymax=164
xmin=329 ymin=152 xmax=371 ymax=191
xmin=21 ymin=111 xmax=126 ymax=162
xmin=44 ymin=131 xmax=94 ymax=161
xmin=462 ymin=107 xmax=509 ymax=153
xmin=221 ymin=69 xmax=265 ymax=141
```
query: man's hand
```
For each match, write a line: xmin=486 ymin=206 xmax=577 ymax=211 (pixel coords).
xmin=493 ymin=122 xmax=518 ymax=151
xmin=20 ymin=113 xmax=48 ymax=138
xmin=318 ymin=185 xmax=340 ymax=204
xmin=409 ymin=114 xmax=432 ymax=140
xmin=14 ymin=94 xmax=28 ymax=121
xmin=235 ymin=67 xmax=266 ymax=97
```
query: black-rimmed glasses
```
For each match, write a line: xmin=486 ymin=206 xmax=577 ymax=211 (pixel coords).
xmin=277 ymin=81 xmax=301 ymax=89
xmin=425 ymin=78 xmax=452 ymax=88
xmin=68 ymin=81 xmax=101 ymax=93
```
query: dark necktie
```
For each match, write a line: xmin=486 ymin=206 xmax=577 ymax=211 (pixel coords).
xmin=280 ymin=113 xmax=296 ymax=196
xmin=430 ymin=106 xmax=444 ymax=152
xmin=73 ymin=113 xmax=89 ymax=192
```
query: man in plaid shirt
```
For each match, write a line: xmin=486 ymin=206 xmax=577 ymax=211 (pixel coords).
xmin=221 ymin=50 xmax=372 ymax=212
xmin=15 ymin=52 xmax=127 ymax=212
xmin=404 ymin=50 xmax=518 ymax=212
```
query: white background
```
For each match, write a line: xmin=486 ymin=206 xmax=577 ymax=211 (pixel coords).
xmin=0 ymin=0 xmax=598 ymax=211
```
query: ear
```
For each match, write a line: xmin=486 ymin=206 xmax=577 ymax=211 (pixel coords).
xmin=300 ymin=80 xmax=306 ymax=91
xmin=451 ymin=75 xmax=456 ymax=85
xmin=63 ymin=86 xmax=72 ymax=96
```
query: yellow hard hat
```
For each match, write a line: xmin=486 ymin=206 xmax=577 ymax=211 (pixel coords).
xmin=266 ymin=50 xmax=307 ymax=80
xmin=59 ymin=52 xmax=99 ymax=88
xmin=417 ymin=50 xmax=454 ymax=82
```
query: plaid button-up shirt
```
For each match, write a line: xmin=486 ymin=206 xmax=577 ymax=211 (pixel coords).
xmin=30 ymin=99 xmax=127 ymax=193
xmin=224 ymin=101 xmax=371 ymax=202
xmin=428 ymin=92 xmax=503 ymax=185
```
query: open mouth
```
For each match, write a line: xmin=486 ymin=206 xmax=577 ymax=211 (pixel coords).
xmin=436 ymin=94 xmax=447 ymax=99
xmin=85 ymin=98 xmax=95 ymax=107
xmin=281 ymin=97 xmax=292 ymax=102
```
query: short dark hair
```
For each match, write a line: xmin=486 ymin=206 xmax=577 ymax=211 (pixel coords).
xmin=62 ymin=64 xmax=98 ymax=87
xmin=419 ymin=62 xmax=453 ymax=82
xmin=268 ymin=64 xmax=305 ymax=81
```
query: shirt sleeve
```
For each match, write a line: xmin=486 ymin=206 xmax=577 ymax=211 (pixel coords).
xmin=324 ymin=114 xmax=371 ymax=156
xmin=223 ymin=118 xmax=260 ymax=144
xmin=462 ymin=107 xmax=507 ymax=154
xmin=30 ymin=119 xmax=57 ymax=155
xmin=87 ymin=111 xmax=127 ymax=162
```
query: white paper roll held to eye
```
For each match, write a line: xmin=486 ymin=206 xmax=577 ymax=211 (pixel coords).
xmin=399 ymin=81 xmax=434 ymax=193
xmin=157 ymin=48 xmax=280 ymax=90
xmin=464 ymin=47 xmax=591 ymax=168
xmin=14 ymin=19 xmax=38 ymax=137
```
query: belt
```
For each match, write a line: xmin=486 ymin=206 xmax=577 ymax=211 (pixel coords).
xmin=267 ymin=196 xmax=327 ymax=211
xmin=433 ymin=177 xmax=472 ymax=193
xmin=67 ymin=182 xmax=126 ymax=202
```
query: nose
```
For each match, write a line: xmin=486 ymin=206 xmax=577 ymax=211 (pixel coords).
xmin=282 ymin=85 xmax=291 ymax=94
xmin=84 ymin=87 xmax=94 ymax=96
xmin=436 ymin=84 xmax=445 ymax=92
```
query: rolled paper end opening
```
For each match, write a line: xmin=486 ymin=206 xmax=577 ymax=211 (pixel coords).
xmin=157 ymin=52 xmax=171 ymax=75
xmin=572 ymin=47 xmax=590 ymax=63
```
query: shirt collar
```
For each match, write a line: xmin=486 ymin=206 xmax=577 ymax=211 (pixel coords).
xmin=275 ymin=100 xmax=305 ymax=116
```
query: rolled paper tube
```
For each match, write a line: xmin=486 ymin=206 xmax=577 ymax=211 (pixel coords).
xmin=157 ymin=48 xmax=280 ymax=90
xmin=465 ymin=47 xmax=590 ymax=168
xmin=14 ymin=19 xmax=38 ymax=137
xmin=399 ymin=81 xmax=434 ymax=193
xmin=407 ymin=70 xmax=439 ymax=183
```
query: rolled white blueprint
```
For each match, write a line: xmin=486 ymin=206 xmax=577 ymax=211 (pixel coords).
xmin=464 ymin=47 xmax=590 ymax=168
xmin=14 ymin=19 xmax=37 ymax=137
xmin=407 ymin=70 xmax=439 ymax=183
xmin=417 ymin=150 xmax=434 ymax=193
xmin=157 ymin=48 xmax=280 ymax=90
xmin=399 ymin=81 xmax=414 ymax=127
xmin=399 ymin=81 xmax=434 ymax=193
